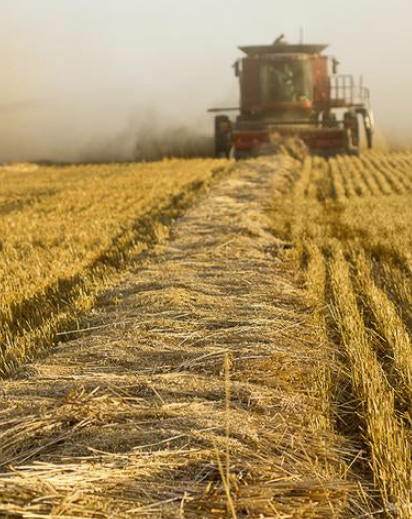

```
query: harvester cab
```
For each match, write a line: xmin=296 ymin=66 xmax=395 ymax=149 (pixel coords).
xmin=209 ymin=36 xmax=374 ymax=158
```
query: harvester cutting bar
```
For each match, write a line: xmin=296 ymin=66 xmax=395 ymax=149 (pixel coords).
xmin=208 ymin=107 xmax=240 ymax=113
xmin=237 ymin=120 xmax=346 ymax=127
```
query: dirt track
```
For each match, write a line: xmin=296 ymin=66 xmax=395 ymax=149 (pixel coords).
xmin=0 ymin=157 xmax=349 ymax=517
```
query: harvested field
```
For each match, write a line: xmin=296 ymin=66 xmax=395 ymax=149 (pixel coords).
xmin=271 ymin=150 xmax=412 ymax=517
xmin=0 ymin=151 xmax=411 ymax=517
xmin=0 ymin=159 xmax=229 ymax=375
xmin=0 ymin=156 xmax=356 ymax=518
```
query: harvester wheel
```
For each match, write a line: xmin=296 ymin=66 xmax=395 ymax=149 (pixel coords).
xmin=364 ymin=111 xmax=374 ymax=149
xmin=366 ymin=128 xmax=373 ymax=149
xmin=322 ymin=111 xmax=338 ymax=128
xmin=344 ymin=111 xmax=360 ymax=154
xmin=356 ymin=108 xmax=374 ymax=150
xmin=214 ymin=115 xmax=232 ymax=158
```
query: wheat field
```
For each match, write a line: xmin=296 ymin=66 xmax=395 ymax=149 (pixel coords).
xmin=0 ymin=159 xmax=230 ymax=375
xmin=271 ymin=150 xmax=412 ymax=516
xmin=1 ymin=151 xmax=412 ymax=516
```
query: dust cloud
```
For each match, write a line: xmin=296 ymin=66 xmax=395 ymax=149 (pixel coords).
xmin=0 ymin=94 xmax=215 ymax=164
xmin=0 ymin=8 xmax=222 ymax=164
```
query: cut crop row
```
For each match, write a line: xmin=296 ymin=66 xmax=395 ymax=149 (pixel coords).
xmin=271 ymin=150 xmax=412 ymax=515
xmin=0 ymin=159 xmax=231 ymax=374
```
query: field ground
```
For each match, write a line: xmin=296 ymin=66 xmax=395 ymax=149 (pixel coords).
xmin=0 ymin=159 xmax=228 ymax=375
xmin=271 ymin=150 xmax=412 ymax=517
xmin=0 ymin=151 xmax=412 ymax=517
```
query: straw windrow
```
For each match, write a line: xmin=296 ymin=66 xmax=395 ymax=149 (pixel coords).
xmin=0 ymin=156 xmax=351 ymax=517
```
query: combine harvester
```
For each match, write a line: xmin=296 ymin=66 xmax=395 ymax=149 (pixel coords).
xmin=210 ymin=35 xmax=374 ymax=158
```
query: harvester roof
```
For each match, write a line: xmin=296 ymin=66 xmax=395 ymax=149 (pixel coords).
xmin=239 ymin=41 xmax=328 ymax=57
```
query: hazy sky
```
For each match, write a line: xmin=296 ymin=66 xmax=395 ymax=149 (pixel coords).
xmin=0 ymin=0 xmax=411 ymax=160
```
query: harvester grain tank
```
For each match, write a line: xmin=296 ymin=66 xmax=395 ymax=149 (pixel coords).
xmin=209 ymin=36 xmax=374 ymax=157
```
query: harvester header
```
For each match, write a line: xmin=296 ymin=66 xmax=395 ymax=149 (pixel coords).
xmin=210 ymin=36 xmax=374 ymax=158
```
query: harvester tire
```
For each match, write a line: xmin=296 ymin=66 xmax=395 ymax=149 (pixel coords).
xmin=214 ymin=115 xmax=232 ymax=158
xmin=344 ymin=111 xmax=360 ymax=154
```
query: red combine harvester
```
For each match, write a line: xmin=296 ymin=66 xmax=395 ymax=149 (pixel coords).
xmin=209 ymin=36 xmax=374 ymax=158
